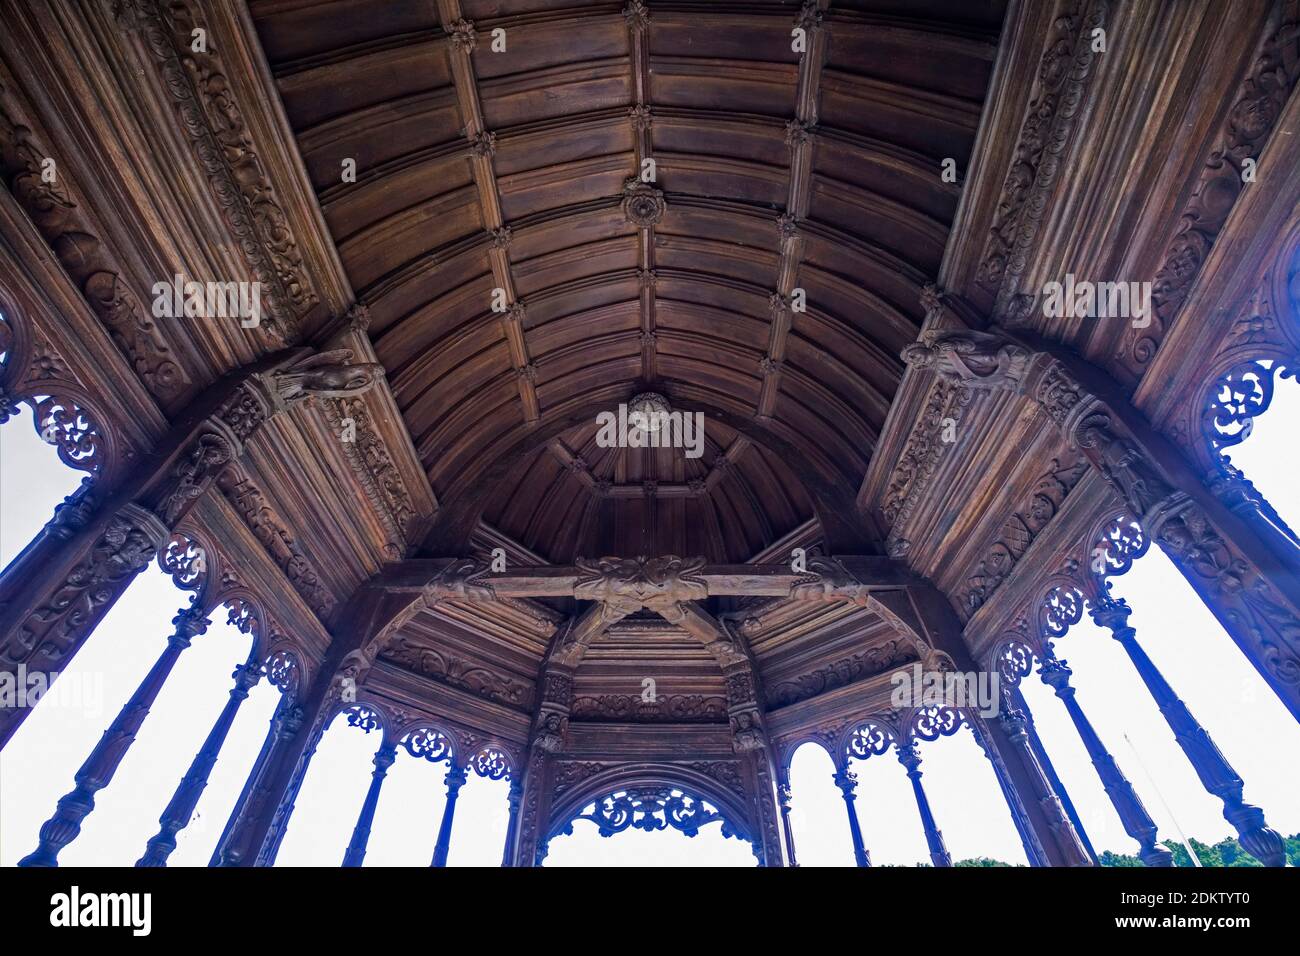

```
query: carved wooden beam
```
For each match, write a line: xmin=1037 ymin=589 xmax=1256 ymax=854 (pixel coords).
xmin=367 ymin=553 xmax=918 ymax=602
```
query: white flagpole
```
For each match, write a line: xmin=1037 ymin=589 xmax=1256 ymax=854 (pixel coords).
xmin=1123 ymin=733 xmax=1201 ymax=866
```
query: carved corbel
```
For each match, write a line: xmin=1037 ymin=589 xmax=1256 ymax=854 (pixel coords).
xmin=901 ymin=328 xmax=1032 ymax=390
xmin=786 ymin=556 xmax=872 ymax=605
xmin=422 ymin=557 xmax=495 ymax=603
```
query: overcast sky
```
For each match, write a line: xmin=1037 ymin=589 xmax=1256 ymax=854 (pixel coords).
xmin=2 ymin=379 xmax=1298 ymax=867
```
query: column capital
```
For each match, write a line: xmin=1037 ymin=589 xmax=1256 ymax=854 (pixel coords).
xmin=832 ymin=766 xmax=858 ymax=796
xmin=444 ymin=763 xmax=469 ymax=792
xmin=168 ymin=604 xmax=210 ymax=648
xmin=373 ymin=740 xmax=398 ymax=773
xmin=232 ymin=660 xmax=263 ymax=694
xmin=1037 ymin=652 xmax=1075 ymax=695
xmin=895 ymin=739 xmax=922 ymax=774
xmin=1089 ymin=595 xmax=1134 ymax=639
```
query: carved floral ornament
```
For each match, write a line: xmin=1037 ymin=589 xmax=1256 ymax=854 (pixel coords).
xmin=1201 ymin=359 xmax=1297 ymax=460
xmin=621 ymin=176 xmax=666 ymax=228
xmin=841 ymin=705 xmax=964 ymax=761
xmin=574 ymin=554 xmax=707 ymax=617
xmin=1 ymin=312 xmax=111 ymax=476
xmin=264 ymin=648 xmax=300 ymax=694
xmin=159 ymin=530 xmax=211 ymax=596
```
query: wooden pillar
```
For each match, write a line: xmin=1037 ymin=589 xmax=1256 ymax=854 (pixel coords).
xmin=832 ymin=764 xmax=870 ymax=867
xmin=341 ymin=739 xmax=398 ymax=868
xmin=896 ymin=740 xmax=952 ymax=867
xmin=509 ymin=744 xmax=553 ymax=867
xmin=137 ymin=656 xmax=262 ymax=867
xmin=1091 ymin=595 xmax=1285 ymax=866
xmin=1038 ymin=648 xmax=1173 ymax=866
xmin=18 ymin=603 xmax=208 ymax=866
xmin=1011 ymin=683 xmax=1097 ymax=863
xmin=500 ymin=775 xmax=523 ymax=867
xmin=888 ymin=584 xmax=1093 ymax=866
xmin=775 ymin=763 xmax=799 ymax=867
xmin=966 ymin=714 xmax=1051 ymax=867
xmin=429 ymin=762 xmax=468 ymax=867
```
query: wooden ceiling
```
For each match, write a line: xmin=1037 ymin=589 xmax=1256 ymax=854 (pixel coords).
xmin=250 ymin=0 xmax=1006 ymax=559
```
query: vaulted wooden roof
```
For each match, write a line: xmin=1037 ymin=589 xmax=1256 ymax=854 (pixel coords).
xmin=250 ymin=0 xmax=1006 ymax=558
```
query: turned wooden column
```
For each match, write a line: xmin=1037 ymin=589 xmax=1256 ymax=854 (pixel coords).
xmin=895 ymin=740 xmax=951 ymax=867
xmin=1010 ymin=684 xmax=1097 ymax=863
xmin=341 ymin=739 xmax=398 ymax=868
xmin=966 ymin=714 xmax=1050 ymax=867
xmin=1091 ymin=595 xmax=1286 ymax=866
xmin=775 ymin=763 xmax=799 ymax=867
xmin=137 ymin=656 xmax=263 ymax=867
xmin=209 ymin=693 xmax=287 ymax=865
xmin=18 ymin=603 xmax=209 ymax=866
xmin=212 ymin=696 xmax=318 ymax=866
xmin=1037 ymin=648 xmax=1173 ymax=866
xmin=500 ymin=776 xmax=523 ymax=867
xmin=889 ymin=585 xmax=1093 ymax=866
xmin=832 ymin=764 xmax=870 ymax=867
xmin=992 ymin=699 xmax=1092 ymax=866
xmin=429 ymin=762 xmax=468 ymax=867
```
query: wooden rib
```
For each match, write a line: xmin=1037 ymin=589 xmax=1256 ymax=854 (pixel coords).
xmin=759 ymin=0 xmax=830 ymax=421
xmin=437 ymin=0 xmax=540 ymax=422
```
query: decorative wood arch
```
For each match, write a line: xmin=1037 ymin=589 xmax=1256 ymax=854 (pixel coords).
xmin=543 ymin=762 xmax=758 ymax=858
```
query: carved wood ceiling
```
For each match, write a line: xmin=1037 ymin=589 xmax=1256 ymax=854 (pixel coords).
xmin=249 ymin=0 xmax=1007 ymax=560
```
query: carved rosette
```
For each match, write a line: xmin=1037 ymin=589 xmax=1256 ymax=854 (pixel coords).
xmin=621 ymin=177 xmax=666 ymax=227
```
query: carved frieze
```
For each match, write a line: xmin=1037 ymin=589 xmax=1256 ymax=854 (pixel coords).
xmin=122 ymin=0 xmax=317 ymax=338
xmin=1120 ymin=15 xmax=1300 ymax=374
xmin=976 ymin=0 xmax=1110 ymax=315
xmin=323 ymin=395 xmax=416 ymax=549
xmin=767 ymin=639 xmax=915 ymax=708
xmin=0 ymin=84 xmax=187 ymax=399
xmin=881 ymin=380 xmax=973 ymax=531
xmin=381 ymin=634 xmax=533 ymax=709
xmin=2 ymin=504 xmax=167 ymax=671
xmin=216 ymin=465 xmax=337 ymax=618
xmin=956 ymin=456 xmax=1089 ymax=618
xmin=569 ymin=694 xmax=728 ymax=723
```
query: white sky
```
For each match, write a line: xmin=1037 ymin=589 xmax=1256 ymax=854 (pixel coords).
xmin=1 ymin=379 xmax=1298 ymax=867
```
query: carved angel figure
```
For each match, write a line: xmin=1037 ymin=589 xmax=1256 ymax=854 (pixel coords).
xmin=270 ymin=349 xmax=383 ymax=403
xmin=901 ymin=330 xmax=1031 ymax=390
